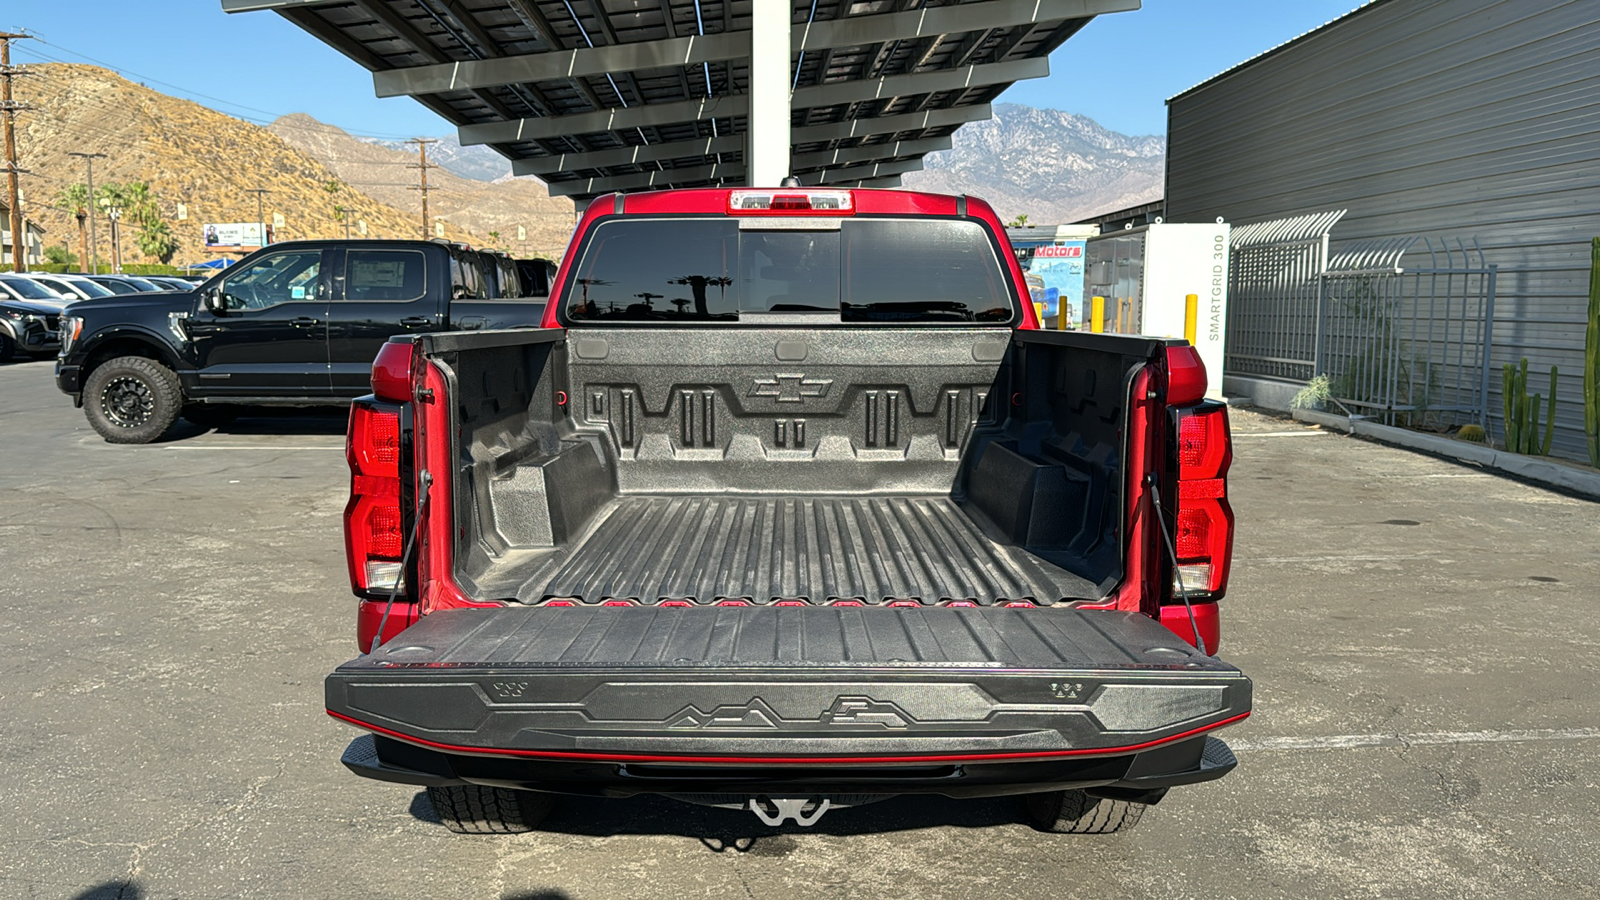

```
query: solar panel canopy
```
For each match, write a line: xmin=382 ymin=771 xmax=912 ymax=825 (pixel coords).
xmin=224 ymin=0 xmax=1139 ymax=202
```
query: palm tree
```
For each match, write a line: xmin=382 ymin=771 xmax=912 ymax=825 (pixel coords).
xmin=97 ymin=182 xmax=177 ymax=264
xmin=56 ymin=183 xmax=92 ymax=268
xmin=135 ymin=219 xmax=178 ymax=264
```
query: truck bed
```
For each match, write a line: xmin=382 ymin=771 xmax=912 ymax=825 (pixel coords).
xmin=327 ymin=606 xmax=1250 ymax=761
xmin=511 ymin=494 xmax=1101 ymax=605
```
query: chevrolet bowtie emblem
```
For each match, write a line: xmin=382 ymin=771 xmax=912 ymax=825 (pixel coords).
xmin=750 ymin=374 xmax=833 ymax=403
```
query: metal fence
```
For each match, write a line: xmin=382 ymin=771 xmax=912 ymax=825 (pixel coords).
xmin=1318 ymin=238 xmax=1498 ymax=428
xmin=1226 ymin=211 xmax=1499 ymax=429
xmin=1226 ymin=210 xmax=1346 ymax=383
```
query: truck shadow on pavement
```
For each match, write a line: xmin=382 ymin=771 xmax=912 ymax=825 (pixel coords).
xmin=71 ymin=881 xmax=141 ymax=900
xmin=151 ymin=406 xmax=351 ymax=443
xmin=410 ymin=790 xmax=1028 ymax=849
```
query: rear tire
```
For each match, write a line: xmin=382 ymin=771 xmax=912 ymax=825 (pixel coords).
xmin=1024 ymin=790 xmax=1147 ymax=834
xmin=83 ymin=356 xmax=182 ymax=444
xmin=426 ymin=785 xmax=555 ymax=835
xmin=0 ymin=333 xmax=14 ymax=363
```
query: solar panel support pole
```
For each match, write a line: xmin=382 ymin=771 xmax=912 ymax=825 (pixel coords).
xmin=746 ymin=0 xmax=791 ymax=187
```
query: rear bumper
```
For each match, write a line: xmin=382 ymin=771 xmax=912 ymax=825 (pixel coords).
xmin=340 ymin=731 xmax=1240 ymax=800
xmin=326 ymin=606 xmax=1251 ymax=774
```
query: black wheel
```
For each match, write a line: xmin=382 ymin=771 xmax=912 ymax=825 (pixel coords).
xmin=0 ymin=332 xmax=14 ymax=363
xmin=182 ymin=404 xmax=240 ymax=429
xmin=426 ymin=785 xmax=555 ymax=835
xmin=83 ymin=356 xmax=183 ymax=444
xmin=1024 ymin=790 xmax=1147 ymax=834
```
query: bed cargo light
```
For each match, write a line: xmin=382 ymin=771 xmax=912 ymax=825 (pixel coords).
xmin=727 ymin=189 xmax=854 ymax=214
xmin=371 ymin=340 xmax=416 ymax=403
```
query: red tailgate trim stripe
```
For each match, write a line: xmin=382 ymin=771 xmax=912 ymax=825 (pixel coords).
xmin=327 ymin=710 xmax=1250 ymax=764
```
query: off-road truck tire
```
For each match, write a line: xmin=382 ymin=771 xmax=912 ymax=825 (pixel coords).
xmin=426 ymin=785 xmax=555 ymax=834
xmin=83 ymin=356 xmax=183 ymax=444
xmin=1024 ymin=789 xmax=1147 ymax=834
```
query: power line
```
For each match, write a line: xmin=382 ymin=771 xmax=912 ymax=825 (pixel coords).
xmin=11 ymin=39 xmax=426 ymax=142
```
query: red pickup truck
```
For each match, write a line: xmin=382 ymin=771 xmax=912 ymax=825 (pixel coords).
xmin=328 ymin=187 xmax=1250 ymax=836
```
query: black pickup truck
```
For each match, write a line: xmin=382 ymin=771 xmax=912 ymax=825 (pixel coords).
xmin=332 ymin=187 xmax=1250 ymax=836
xmin=54 ymin=239 xmax=550 ymax=443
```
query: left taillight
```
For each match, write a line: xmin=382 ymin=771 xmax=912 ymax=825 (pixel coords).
xmin=345 ymin=399 xmax=406 ymax=598
xmin=1170 ymin=402 xmax=1234 ymax=598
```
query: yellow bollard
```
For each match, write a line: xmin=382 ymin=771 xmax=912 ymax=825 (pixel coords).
xmin=1033 ymin=301 xmax=1046 ymax=326
xmin=1184 ymin=293 xmax=1199 ymax=345
xmin=1057 ymin=303 xmax=1069 ymax=331
xmin=1090 ymin=296 xmax=1105 ymax=333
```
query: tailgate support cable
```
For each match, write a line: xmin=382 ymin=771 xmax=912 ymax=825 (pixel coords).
xmin=1145 ymin=475 xmax=1209 ymax=657
xmin=369 ymin=470 xmax=431 ymax=655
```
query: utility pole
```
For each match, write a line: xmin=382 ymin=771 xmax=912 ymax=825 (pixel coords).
xmin=74 ymin=208 xmax=87 ymax=270
xmin=407 ymin=138 xmax=438 ymax=239
xmin=68 ymin=152 xmax=106 ymax=274
xmin=106 ymin=205 xmax=122 ymax=273
xmin=1 ymin=31 xmax=36 ymax=272
xmin=246 ymin=188 xmax=270 ymax=248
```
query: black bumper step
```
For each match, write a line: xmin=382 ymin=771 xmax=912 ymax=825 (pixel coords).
xmin=326 ymin=606 xmax=1251 ymax=762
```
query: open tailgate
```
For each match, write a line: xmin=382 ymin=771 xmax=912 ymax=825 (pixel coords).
xmin=326 ymin=607 xmax=1251 ymax=761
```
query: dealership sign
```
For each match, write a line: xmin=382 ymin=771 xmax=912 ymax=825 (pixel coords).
xmin=203 ymin=223 xmax=269 ymax=249
xmin=1033 ymin=245 xmax=1083 ymax=259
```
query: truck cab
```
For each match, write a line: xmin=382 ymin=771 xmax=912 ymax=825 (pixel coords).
xmin=54 ymin=239 xmax=549 ymax=443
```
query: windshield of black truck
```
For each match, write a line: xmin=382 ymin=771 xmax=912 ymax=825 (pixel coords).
xmin=562 ymin=217 xmax=1015 ymax=324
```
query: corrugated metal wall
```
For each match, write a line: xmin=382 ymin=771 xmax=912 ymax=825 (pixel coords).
xmin=1165 ymin=0 xmax=1600 ymax=460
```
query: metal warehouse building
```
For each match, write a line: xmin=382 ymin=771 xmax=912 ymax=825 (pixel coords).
xmin=1165 ymin=0 xmax=1599 ymax=460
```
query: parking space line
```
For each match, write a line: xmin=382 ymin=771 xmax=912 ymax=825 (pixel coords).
xmin=1232 ymin=431 xmax=1329 ymax=438
xmin=1376 ymin=472 xmax=1495 ymax=479
xmin=156 ymin=445 xmax=343 ymax=451
xmin=1241 ymin=553 xmax=1435 ymax=563
xmin=1232 ymin=727 xmax=1600 ymax=752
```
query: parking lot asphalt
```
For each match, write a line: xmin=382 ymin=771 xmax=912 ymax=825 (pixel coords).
xmin=3 ymin=355 xmax=1599 ymax=899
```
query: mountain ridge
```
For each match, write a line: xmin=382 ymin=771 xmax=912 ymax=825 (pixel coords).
xmin=903 ymin=102 xmax=1164 ymax=224
xmin=267 ymin=114 xmax=574 ymax=257
xmin=14 ymin=64 xmax=484 ymax=266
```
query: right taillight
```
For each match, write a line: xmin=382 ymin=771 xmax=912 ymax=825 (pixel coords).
xmin=345 ymin=400 xmax=406 ymax=598
xmin=1171 ymin=403 xmax=1234 ymax=598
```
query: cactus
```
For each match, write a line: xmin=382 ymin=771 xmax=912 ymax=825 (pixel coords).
xmin=1502 ymin=357 xmax=1556 ymax=455
xmin=1586 ymin=237 xmax=1599 ymax=467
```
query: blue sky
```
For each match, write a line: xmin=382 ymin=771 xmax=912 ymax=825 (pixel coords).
xmin=7 ymin=0 xmax=1362 ymax=140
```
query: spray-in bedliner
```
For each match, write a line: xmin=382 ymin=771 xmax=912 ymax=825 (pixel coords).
xmin=512 ymin=494 xmax=1101 ymax=605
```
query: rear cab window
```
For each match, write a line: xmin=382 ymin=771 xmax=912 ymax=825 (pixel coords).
xmin=494 ymin=255 xmax=524 ymax=298
xmin=560 ymin=217 xmax=1018 ymax=325
xmin=449 ymin=250 xmax=489 ymax=300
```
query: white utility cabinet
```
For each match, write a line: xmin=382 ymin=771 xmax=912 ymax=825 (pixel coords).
xmin=1085 ymin=221 xmax=1231 ymax=399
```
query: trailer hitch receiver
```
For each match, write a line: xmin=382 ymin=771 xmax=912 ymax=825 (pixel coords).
xmin=748 ymin=796 xmax=832 ymax=827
